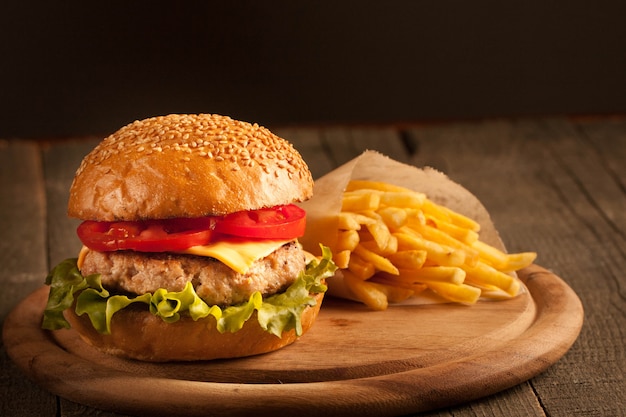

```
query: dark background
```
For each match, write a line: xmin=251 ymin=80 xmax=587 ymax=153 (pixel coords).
xmin=2 ymin=0 xmax=625 ymax=139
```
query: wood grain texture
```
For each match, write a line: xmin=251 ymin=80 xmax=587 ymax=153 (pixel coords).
xmin=406 ymin=118 xmax=626 ymax=417
xmin=0 ymin=140 xmax=57 ymax=416
xmin=1 ymin=117 xmax=624 ymax=417
xmin=3 ymin=264 xmax=582 ymax=417
xmin=42 ymin=139 xmax=100 ymax=266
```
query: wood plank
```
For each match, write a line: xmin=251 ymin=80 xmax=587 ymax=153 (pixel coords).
xmin=40 ymin=138 xmax=130 ymax=417
xmin=419 ymin=382 xmax=546 ymax=417
xmin=0 ymin=141 xmax=48 ymax=319
xmin=0 ymin=140 xmax=57 ymax=416
xmin=277 ymin=126 xmax=412 ymax=180
xmin=42 ymin=139 xmax=100 ymax=266
xmin=319 ymin=126 xmax=411 ymax=167
xmin=522 ymin=119 xmax=626 ymax=417
xmin=574 ymin=118 xmax=626 ymax=233
xmin=272 ymin=127 xmax=334 ymax=180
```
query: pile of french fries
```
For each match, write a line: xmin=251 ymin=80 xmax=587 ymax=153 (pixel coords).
xmin=333 ymin=180 xmax=537 ymax=310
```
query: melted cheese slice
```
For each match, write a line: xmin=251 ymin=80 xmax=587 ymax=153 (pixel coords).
xmin=180 ymin=239 xmax=292 ymax=274
xmin=77 ymin=239 xmax=293 ymax=274
xmin=77 ymin=245 xmax=90 ymax=270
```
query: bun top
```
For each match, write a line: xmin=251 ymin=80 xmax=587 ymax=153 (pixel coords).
xmin=68 ymin=114 xmax=313 ymax=221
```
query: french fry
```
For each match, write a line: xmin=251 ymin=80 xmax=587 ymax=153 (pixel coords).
xmin=379 ymin=192 xmax=425 ymax=209
xmin=425 ymin=215 xmax=479 ymax=245
xmin=401 ymin=266 xmax=466 ymax=285
xmin=364 ymin=216 xmax=393 ymax=251
xmin=408 ymin=220 xmax=480 ymax=267
xmin=337 ymin=212 xmax=362 ymax=230
xmin=499 ymin=252 xmax=537 ymax=272
xmin=346 ymin=180 xmax=426 ymax=208
xmin=360 ymin=235 xmax=398 ymax=256
xmin=342 ymin=191 xmax=380 ymax=212
xmin=420 ymin=199 xmax=453 ymax=224
xmin=471 ymin=239 xmax=509 ymax=267
xmin=378 ymin=266 xmax=465 ymax=286
xmin=459 ymin=275 xmax=516 ymax=300
xmin=422 ymin=199 xmax=480 ymax=232
xmin=347 ymin=253 xmax=376 ymax=280
xmin=462 ymin=261 xmax=521 ymax=297
xmin=472 ymin=240 xmax=536 ymax=272
xmin=339 ymin=212 xmax=378 ymax=229
xmin=366 ymin=280 xmax=415 ymax=303
xmin=426 ymin=281 xmax=482 ymax=304
xmin=336 ymin=229 xmax=360 ymax=251
xmin=394 ymin=230 xmax=466 ymax=267
xmin=438 ymin=204 xmax=481 ymax=232
xmin=475 ymin=286 xmax=519 ymax=300
xmin=333 ymin=249 xmax=351 ymax=269
xmin=345 ymin=180 xmax=413 ymax=193
xmin=377 ymin=206 xmax=408 ymax=230
xmin=371 ymin=275 xmax=428 ymax=295
xmin=353 ymin=244 xmax=399 ymax=275
xmin=343 ymin=270 xmax=388 ymax=310
xmin=332 ymin=179 xmax=536 ymax=310
xmin=387 ymin=249 xmax=427 ymax=269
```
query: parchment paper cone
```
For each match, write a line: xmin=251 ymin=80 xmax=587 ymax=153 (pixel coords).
xmin=297 ymin=151 xmax=518 ymax=305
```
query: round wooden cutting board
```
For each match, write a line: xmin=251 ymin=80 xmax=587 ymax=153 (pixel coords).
xmin=3 ymin=264 xmax=583 ymax=417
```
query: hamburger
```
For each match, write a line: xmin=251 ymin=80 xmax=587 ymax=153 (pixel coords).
xmin=42 ymin=114 xmax=335 ymax=362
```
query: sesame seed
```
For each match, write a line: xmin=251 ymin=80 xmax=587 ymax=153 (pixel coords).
xmin=76 ymin=114 xmax=312 ymax=189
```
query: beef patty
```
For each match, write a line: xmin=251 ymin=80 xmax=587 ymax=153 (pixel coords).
xmin=79 ymin=242 xmax=305 ymax=306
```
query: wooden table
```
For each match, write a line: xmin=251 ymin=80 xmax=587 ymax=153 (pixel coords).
xmin=1 ymin=117 xmax=624 ymax=416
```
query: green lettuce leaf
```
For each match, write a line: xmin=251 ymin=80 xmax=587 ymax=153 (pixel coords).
xmin=42 ymin=258 xmax=92 ymax=330
xmin=150 ymin=282 xmax=222 ymax=323
xmin=42 ymin=245 xmax=336 ymax=338
xmin=217 ymin=291 xmax=263 ymax=333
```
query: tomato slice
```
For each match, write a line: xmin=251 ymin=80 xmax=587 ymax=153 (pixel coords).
xmin=76 ymin=205 xmax=306 ymax=252
xmin=214 ymin=204 xmax=306 ymax=239
xmin=77 ymin=217 xmax=216 ymax=252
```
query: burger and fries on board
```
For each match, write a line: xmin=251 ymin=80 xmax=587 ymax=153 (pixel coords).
xmin=38 ymin=114 xmax=537 ymax=362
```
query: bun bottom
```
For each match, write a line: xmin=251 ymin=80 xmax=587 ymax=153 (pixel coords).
xmin=65 ymin=293 xmax=324 ymax=362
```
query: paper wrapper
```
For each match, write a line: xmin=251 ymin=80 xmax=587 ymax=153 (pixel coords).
xmin=297 ymin=150 xmax=521 ymax=305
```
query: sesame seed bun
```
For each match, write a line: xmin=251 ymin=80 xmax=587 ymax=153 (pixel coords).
xmin=68 ymin=114 xmax=314 ymax=221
